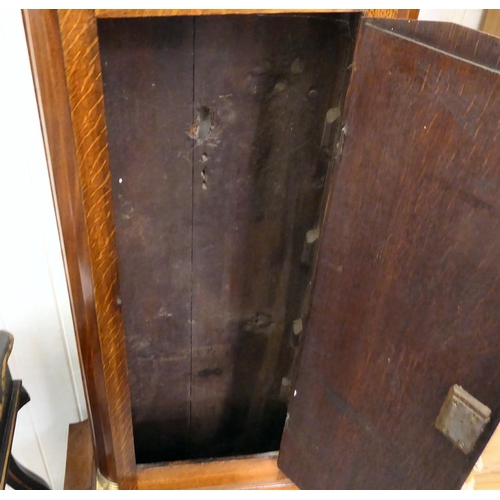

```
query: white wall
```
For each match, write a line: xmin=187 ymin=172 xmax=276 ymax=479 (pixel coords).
xmin=0 ymin=10 xmax=87 ymax=490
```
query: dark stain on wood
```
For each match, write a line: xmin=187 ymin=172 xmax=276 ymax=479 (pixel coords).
xmin=24 ymin=10 xmax=137 ymax=487
xmin=279 ymin=19 xmax=500 ymax=489
xmin=97 ymin=13 xmax=357 ymax=463
xmin=98 ymin=17 xmax=194 ymax=464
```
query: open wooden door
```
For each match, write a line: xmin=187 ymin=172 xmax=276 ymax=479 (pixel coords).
xmin=278 ymin=18 xmax=500 ymax=489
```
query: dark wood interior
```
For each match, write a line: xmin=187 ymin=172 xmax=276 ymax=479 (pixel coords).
xmin=97 ymin=13 xmax=359 ymax=464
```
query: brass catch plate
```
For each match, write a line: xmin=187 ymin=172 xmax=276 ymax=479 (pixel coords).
xmin=436 ymin=385 xmax=491 ymax=455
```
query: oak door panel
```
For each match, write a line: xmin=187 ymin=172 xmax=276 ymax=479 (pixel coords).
xmin=279 ymin=19 xmax=500 ymax=489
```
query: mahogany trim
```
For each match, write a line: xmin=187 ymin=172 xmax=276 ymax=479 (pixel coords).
xmin=95 ymin=9 xmax=357 ymax=18
xmin=23 ymin=9 xmax=137 ymax=488
xmin=23 ymin=9 xmax=118 ymax=484
xmin=368 ymin=9 xmax=419 ymax=19
xmin=55 ymin=9 xmax=137 ymax=489
xmin=94 ymin=9 xmax=415 ymax=19
xmin=137 ymin=452 xmax=297 ymax=490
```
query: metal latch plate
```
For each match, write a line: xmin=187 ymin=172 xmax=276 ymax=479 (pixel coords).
xmin=435 ymin=384 xmax=491 ymax=455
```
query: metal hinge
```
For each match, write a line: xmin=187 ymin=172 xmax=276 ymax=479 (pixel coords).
xmin=435 ymin=384 xmax=491 ymax=455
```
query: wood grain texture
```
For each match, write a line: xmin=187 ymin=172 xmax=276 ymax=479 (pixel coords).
xmin=64 ymin=421 xmax=95 ymax=490
xmin=97 ymin=13 xmax=357 ymax=464
xmin=483 ymin=9 xmax=500 ymax=37
xmin=95 ymin=9 xmax=357 ymax=18
xmin=95 ymin=9 xmax=413 ymax=19
xmin=25 ymin=7 xmax=415 ymax=485
xmin=190 ymin=13 xmax=356 ymax=459
xmin=97 ymin=16 xmax=194 ymax=464
xmin=372 ymin=18 xmax=500 ymax=70
xmin=56 ymin=9 xmax=136 ymax=489
xmin=367 ymin=9 xmax=417 ymax=19
xmin=137 ymin=452 xmax=296 ymax=489
xmin=280 ymin=19 xmax=500 ymax=489
xmin=62 ymin=419 xmax=297 ymax=490
xmin=22 ymin=9 xmax=132 ymax=486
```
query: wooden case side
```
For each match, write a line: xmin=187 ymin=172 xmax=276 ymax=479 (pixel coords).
xmin=24 ymin=9 xmax=137 ymax=488
xmin=23 ymin=9 xmax=120 ymax=486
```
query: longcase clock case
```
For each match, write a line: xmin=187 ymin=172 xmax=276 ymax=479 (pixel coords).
xmin=24 ymin=9 xmax=500 ymax=489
